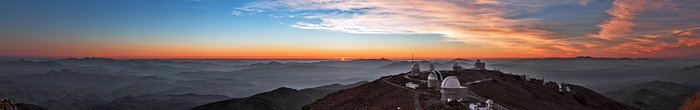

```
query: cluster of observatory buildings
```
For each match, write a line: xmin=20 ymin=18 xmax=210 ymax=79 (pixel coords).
xmin=404 ymin=59 xmax=578 ymax=110
xmin=407 ymin=60 xmax=495 ymax=110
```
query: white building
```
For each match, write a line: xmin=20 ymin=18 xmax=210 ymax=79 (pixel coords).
xmin=485 ymin=99 xmax=494 ymax=110
xmin=427 ymin=71 xmax=443 ymax=89
xmin=440 ymin=76 xmax=470 ymax=102
xmin=405 ymin=82 xmax=419 ymax=89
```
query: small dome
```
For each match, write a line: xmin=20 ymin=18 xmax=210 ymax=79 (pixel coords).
xmin=441 ymin=76 xmax=464 ymax=88
xmin=412 ymin=63 xmax=420 ymax=69
xmin=428 ymin=73 xmax=437 ymax=80
xmin=453 ymin=63 xmax=459 ymax=67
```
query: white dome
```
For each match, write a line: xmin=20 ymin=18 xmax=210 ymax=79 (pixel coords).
xmin=412 ymin=63 xmax=420 ymax=69
xmin=428 ymin=73 xmax=437 ymax=80
xmin=441 ymin=76 xmax=464 ymax=88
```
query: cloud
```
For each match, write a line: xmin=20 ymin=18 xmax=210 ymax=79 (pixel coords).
xmin=230 ymin=11 xmax=243 ymax=16
xmin=235 ymin=0 xmax=592 ymax=56
xmin=593 ymin=0 xmax=700 ymax=55
xmin=594 ymin=0 xmax=674 ymax=40
xmin=578 ymin=0 xmax=592 ymax=6
xmin=236 ymin=0 xmax=700 ymax=57
xmin=606 ymin=27 xmax=700 ymax=54
xmin=268 ymin=14 xmax=284 ymax=18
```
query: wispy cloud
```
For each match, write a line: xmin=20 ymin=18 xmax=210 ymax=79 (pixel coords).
xmin=230 ymin=11 xmax=243 ymax=16
xmin=593 ymin=0 xmax=700 ymax=55
xmin=234 ymin=0 xmax=591 ymax=56
xmin=594 ymin=0 xmax=674 ymax=40
xmin=236 ymin=0 xmax=700 ymax=57
xmin=606 ymin=27 xmax=700 ymax=54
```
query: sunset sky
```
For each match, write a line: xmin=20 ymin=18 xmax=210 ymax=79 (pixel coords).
xmin=1 ymin=0 xmax=700 ymax=59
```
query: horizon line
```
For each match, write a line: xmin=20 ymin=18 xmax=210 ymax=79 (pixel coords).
xmin=0 ymin=55 xmax=668 ymax=60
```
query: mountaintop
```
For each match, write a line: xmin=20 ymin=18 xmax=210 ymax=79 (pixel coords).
xmin=304 ymin=69 xmax=637 ymax=110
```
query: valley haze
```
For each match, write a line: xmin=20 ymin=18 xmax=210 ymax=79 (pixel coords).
xmin=0 ymin=57 xmax=699 ymax=109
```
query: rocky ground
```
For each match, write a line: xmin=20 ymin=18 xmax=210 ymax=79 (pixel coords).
xmin=682 ymin=91 xmax=700 ymax=110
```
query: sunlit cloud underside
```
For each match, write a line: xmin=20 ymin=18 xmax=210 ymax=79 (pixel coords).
xmin=235 ymin=0 xmax=700 ymax=57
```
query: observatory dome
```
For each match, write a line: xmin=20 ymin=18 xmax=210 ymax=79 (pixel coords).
xmin=412 ymin=63 xmax=420 ymax=69
xmin=428 ymin=73 xmax=437 ymax=80
xmin=441 ymin=76 xmax=464 ymax=88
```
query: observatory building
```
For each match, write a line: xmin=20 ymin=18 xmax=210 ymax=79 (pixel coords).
xmin=427 ymin=71 xmax=444 ymax=89
xmin=453 ymin=63 xmax=462 ymax=71
xmin=474 ymin=59 xmax=486 ymax=70
xmin=440 ymin=76 xmax=470 ymax=102
xmin=411 ymin=63 xmax=421 ymax=76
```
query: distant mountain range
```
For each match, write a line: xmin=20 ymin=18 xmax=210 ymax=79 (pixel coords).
xmin=92 ymin=94 xmax=229 ymax=110
xmin=1 ymin=57 xmax=699 ymax=110
xmin=600 ymin=63 xmax=700 ymax=110
xmin=190 ymin=81 xmax=367 ymax=110
xmin=663 ymin=64 xmax=700 ymax=87
xmin=602 ymin=81 xmax=697 ymax=110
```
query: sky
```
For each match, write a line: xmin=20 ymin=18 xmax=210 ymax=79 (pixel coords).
xmin=1 ymin=0 xmax=700 ymax=59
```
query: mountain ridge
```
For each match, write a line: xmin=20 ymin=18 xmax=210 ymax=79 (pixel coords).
xmin=190 ymin=81 xmax=367 ymax=110
xmin=304 ymin=70 xmax=637 ymax=110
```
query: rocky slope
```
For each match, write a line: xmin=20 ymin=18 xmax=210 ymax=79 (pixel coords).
xmin=14 ymin=104 xmax=46 ymax=110
xmin=0 ymin=98 xmax=46 ymax=110
xmin=0 ymin=98 xmax=16 ymax=110
xmin=304 ymin=70 xmax=638 ymax=110
xmin=681 ymin=91 xmax=700 ymax=110
xmin=190 ymin=81 xmax=367 ymax=110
